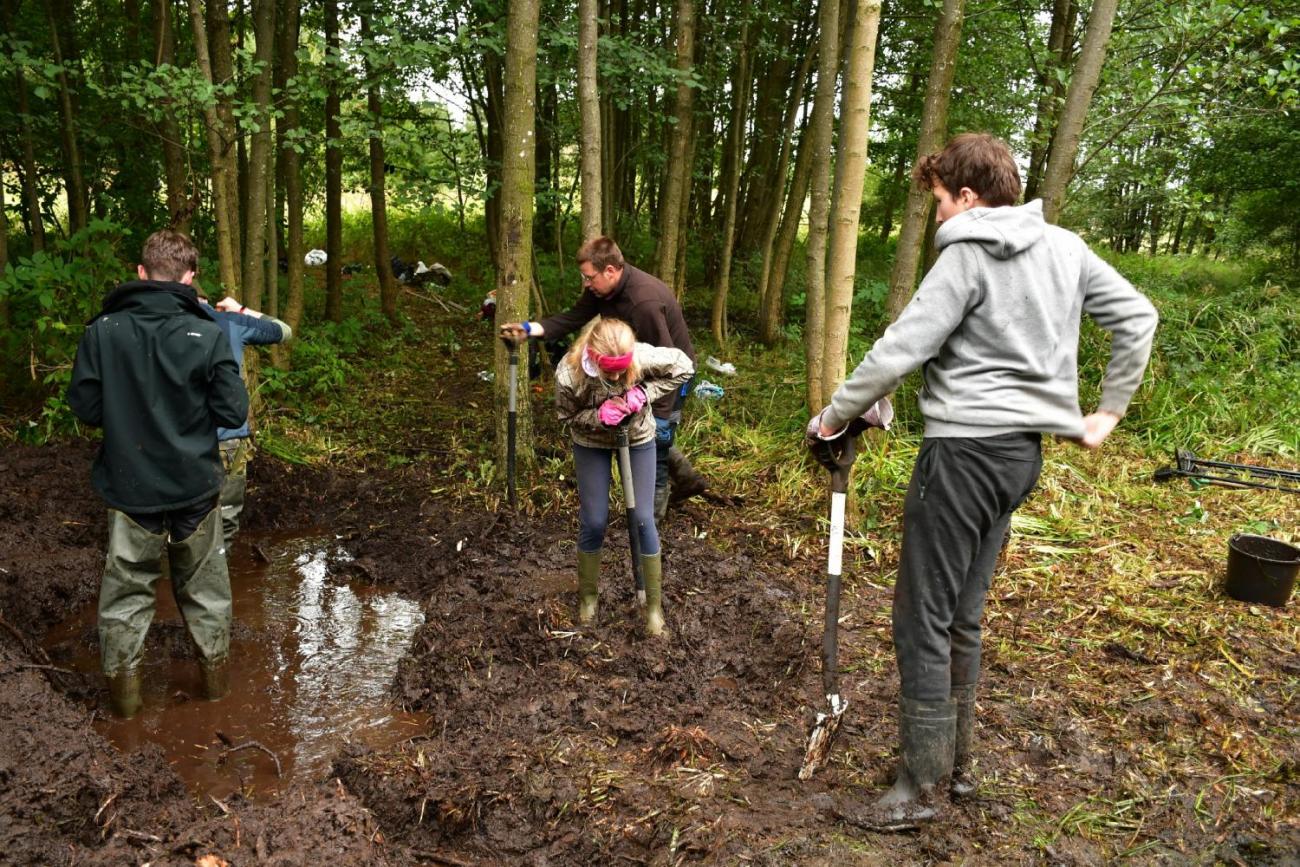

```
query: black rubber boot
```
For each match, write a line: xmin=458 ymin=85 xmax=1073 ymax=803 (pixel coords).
xmin=841 ymin=698 xmax=956 ymax=832
xmin=950 ymin=684 xmax=977 ymax=798
xmin=107 ymin=668 xmax=143 ymax=719
xmin=653 ymin=485 xmax=670 ymax=525
xmin=666 ymin=448 xmax=708 ymax=505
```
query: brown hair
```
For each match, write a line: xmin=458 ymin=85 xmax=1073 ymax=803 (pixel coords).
xmin=576 ymin=236 xmax=625 ymax=271
xmin=912 ymin=133 xmax=1022 ymax=207
xmin=564 ymin=316 xmax=641 ymax=385
xmin=140 ymin=230 xmax=199 ymax=281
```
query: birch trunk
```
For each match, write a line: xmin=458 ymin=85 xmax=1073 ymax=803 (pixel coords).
xmin=187 ymin=0 xmax=239 ymax=293
xmin=802 ymin=0 xmax=841 ymax=412
xmin=884 ymin=0 xmax=964 ymax=323
xmin=324 ymin=0 xmax=343 ymax=322
xmin=495 ymin=0 xmax=540 ymax=472
xmin=820 ymin=0 xmax=882 ymax=401
xmin=359 ymin=7 xmax=398 ymax=323
xmin=278 ymin=0 xmax=305 ymax=333
xmin=241 ymin=0 xmax=275 ymax=310
xmin=710 ymin=22 xmax=751 ymax=346
xmin=577 ymin=0 xmax=603 ymax=240
xmin=1039 ymin=0 xmax=1119 ymax=224
xmin=655 ymin=0 xmax=694 ymax=285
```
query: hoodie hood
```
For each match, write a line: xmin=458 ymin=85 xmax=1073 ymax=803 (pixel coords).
xmin=94 ymin=280 xmax=211 ymax=324
xmin=935 ymin=198 xmax=1046 ymax=260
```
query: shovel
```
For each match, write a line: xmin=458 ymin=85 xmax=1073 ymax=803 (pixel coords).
xmin=614 ymin=422 xmax=647 ymax=605
xmin=501 ymin=335 xmax=520 ymax=510
xmin=799 ymin=459 xmax=850 ymax=780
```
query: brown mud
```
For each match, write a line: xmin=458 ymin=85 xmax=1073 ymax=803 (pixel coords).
xmin=3 ymin=351 xmax=1298 ymax=864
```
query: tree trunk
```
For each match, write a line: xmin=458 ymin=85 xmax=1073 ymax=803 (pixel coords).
xmin=0 ymin=174 xmax=8 ymax=327
xmin=710 ymin=22 xmax=751 ymax=346
xmin=324 ymin=0 xmax=343 ymax=322
xmin=1025 ymin=0 xmax=1077 ymax=201
xmin=884 ymin=0 xmax=965 ymax=323
xmin=759 ymin=119 xmax=814 ymax=345
xmin=153 ymin=0 xmax=190 ymax=232
xmin=4 ymin=0 xmax=46 ymax=252
xmin=359 ymin=7 xmax=398 ymax=323
xmin=47 ymin=3 xmax=90 ymax=235
xmin=655 ymin=0 xmax=695 ymax=285
xmin=1039 ymin=0 xmax=1119 ymax=224
xmin=188 ymin=0 xmax=239 ymax=293
xmin=577 ymin=0 xmax=602 ymax=241
xmin=241 ymin=0 xmax=274 ymax=310
xmin=1169 ymin=206 xmax=1186 ymax=255
xmin=208 ymin=0 xmax=242 ymax=267
xmin=802 ymin=0 xmax=841 ymax=412
xmin=278 ymin=0 xmax=304 ymax=334
xmin=820 ymin=0 xmax=882 ymax=400
xmin=756 ymin=35 xmax=816 ymax=345
xmin=495 ymin=0 xmax=539 ymax=472
xmin=672 ymin=111 xmax=696 ymax=299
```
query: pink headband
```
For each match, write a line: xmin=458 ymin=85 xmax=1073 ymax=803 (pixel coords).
xmin=587 ymin=346 xmax=633 ymax=374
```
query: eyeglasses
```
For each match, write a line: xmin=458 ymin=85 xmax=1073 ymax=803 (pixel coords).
xmin=580 ymin=270 xmax=599 ymax=285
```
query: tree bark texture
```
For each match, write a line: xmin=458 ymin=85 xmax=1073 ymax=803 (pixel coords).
xmin=577 ymin=0 xmax=603 ymax=241
xmin=207 ymin=0 xmax=242 ymax=267
xmin=884 ymin=0 xmax=965 ymax=324
xmin=188 ymin=0 xmax=240 ymax=294
xmin=1024 ymin=0 xmax=1077 ymax=201
xmin=1039 ymin=0 xmax=1119 ymax=224
xmin=359 ymin=8 xmax=398 ymax=323
xmin=803 ymin=0 xmax=841 ymax=412
xmin=495 ymin=0 xmax=539 ymax=472
xmin=655 ymin=0 xmax=695 ymax=286
xmin=324 ymin=0 xmax=343 ymax=322
xmin=820 ymin=0 xmax=882 ymax=401
xmin=47 ymin=4 xmax=90 ymax=235
xmin=710 ymin=22 xmax=752 ymax=346
xmin=153 ymin=0 xmax=191 ymax=232
xmin=5 ymin=0 xmax=46 ymax=252
xmin=277 ymin=0 xmax=305 ymax=333
xmin=759 ymin=117 xmax=814 ymax=346
xmin=241 ymin=0 xmax=275 ymax=310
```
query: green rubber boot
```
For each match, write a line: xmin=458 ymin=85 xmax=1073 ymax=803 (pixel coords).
xmin=98 ymin=510 xmax=167 ymax=689
xmin=168 ymin=507 xmax=233 ymax=691
xmin=641 ymin=553 xmax=665 ymax=637
xmin=107 ymin=668 xmax=143 ymax=719
xmin=950 ymin=683 xmax=977 ymax=798
xmin=200 ymin=657 xmax=230 ymax=701
xmin=577 ymin=549 xmax=601 ymax=624
xmin=843 ymin=698 xmax=956 ymax=832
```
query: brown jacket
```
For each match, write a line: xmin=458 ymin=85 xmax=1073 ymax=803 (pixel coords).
xmin=555 ymin=343 xmax=694 ymax=449
xmin=539 ymin=264 xmax=695 ymax=419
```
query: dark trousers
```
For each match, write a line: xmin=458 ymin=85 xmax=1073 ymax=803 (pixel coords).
xmin=894 ymin=434 xmax=1042 ymax=702
xmin=125 ymin=496 xmax=219 ymax=542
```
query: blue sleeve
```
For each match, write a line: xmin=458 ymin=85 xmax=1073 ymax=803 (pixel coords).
xmin=227 ymin=311 xmax=285 ymax=345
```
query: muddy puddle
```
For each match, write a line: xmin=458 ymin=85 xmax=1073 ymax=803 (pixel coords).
xmin=43 ymin=533 xmax=429 ymax=800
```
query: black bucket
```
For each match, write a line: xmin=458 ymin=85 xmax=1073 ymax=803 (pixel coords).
xmin=1225 ymin=534 xmax=1300 ymax=607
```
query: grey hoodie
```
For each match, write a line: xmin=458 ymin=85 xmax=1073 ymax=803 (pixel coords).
xmin=825 ymin=199 xmax=1158 ymax=439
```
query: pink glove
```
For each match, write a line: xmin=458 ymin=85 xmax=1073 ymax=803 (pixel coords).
xmin=622 ymin=385 xmax=648 ymax=415
xmin=598 ymin=397 xmax=630 ymax=427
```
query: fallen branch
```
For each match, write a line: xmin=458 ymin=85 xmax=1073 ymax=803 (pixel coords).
xmin=218 ymin=740 xmax=283 ymax=777
xmin=116 ymin=828 xmax=163 ymax=844
xmin=0 ymin=613 xmax=53 ymax=665
xmin=409 ymin=849 xmax=474 ymax=867
xmin=404 ymin=287 xmax=467 ymax=313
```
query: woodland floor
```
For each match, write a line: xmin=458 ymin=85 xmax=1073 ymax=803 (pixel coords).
xmin=1 ymin=296 xmax=1297 ymax=866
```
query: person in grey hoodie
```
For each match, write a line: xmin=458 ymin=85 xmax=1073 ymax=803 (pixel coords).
xmin=807 ymin=133 xmax=1158 ymax=830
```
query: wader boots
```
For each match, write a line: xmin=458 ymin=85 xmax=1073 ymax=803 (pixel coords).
xmin=577 ymin=549 xmax=601 ymax=624
xmin=641 ymin=553 xmax=665 ymax=636
xmin=168 ymin=508 xmax=233 ymax=700
xmin=218 ymin=438 xmax=252 ymax=544
xmin=950 ymin=683 xmax=977 ymax=797
xmin=851 ymin=698 xmax=956 ymax=831
xmin=98 ymin=510 xmax=168 ymax=717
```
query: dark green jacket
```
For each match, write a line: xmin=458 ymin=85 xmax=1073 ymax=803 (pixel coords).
xmin=67 ymin=280 xmax=249 ymax=513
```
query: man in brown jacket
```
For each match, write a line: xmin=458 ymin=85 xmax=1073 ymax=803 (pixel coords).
xmin=501 ymin=236 xmax=707 ymax=520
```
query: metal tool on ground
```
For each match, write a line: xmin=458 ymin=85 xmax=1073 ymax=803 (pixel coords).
xmin=799 ymin=452 xmax=850 ymax=779
xmin=501 ymin=335 xmax=520 ymax=510
xmin=1155 ymin=448 xmax=1300 ymax=494
xmin=799 ymin=398 xmax=893 ymax=780
xmin=614 ymin=422 xmax=647 ymax=605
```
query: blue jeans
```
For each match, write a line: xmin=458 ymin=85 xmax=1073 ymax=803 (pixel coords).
xmin=573 ymin=441 xmax=660 ymax=556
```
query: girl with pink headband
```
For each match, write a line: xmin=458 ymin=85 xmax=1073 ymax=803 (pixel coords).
xmin=554 ymin=317 xmax=694 ymax=636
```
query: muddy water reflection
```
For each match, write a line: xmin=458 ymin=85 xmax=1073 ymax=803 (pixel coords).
xmin=45 ymin=534 xmax=429 ymax=799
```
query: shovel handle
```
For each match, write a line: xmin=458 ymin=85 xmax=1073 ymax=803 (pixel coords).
xmin=504 ymin=340 xmax=519 ymax=509
xmin=615 ymin=426 xmax=645 ymax=596
xmin=823 ymin=490 xmax=846 ymax=698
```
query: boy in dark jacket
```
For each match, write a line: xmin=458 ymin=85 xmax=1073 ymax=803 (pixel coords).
xmin=68 ymin=230 xmax=248 ymax=718
xmin=809 ymin=134 xmax=1158 ymax=829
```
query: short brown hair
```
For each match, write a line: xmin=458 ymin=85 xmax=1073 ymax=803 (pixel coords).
xmin=140 ymin=230 xmax=199 ymax=281
xmin=912 ymin=133 xmax=1021 ymax=207
xmin=576 ymin=236 xmax=625 ymax=271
